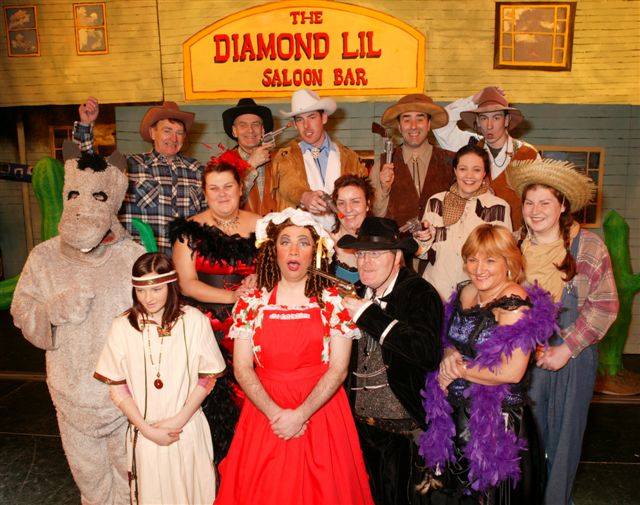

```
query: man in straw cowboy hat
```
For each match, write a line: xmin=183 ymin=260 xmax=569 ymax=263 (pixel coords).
xmin=506 ymin=158 xmax=618 ymax=505
xmin=222 ymin=98 xmax=277 ymax=215
xmin=339 ymin=217 xmax=442 ymax=505
xmin=74 ymin=96 xmax=206 ymax=256
xmin=433 ymin=86 xmax=540 ymax=229
xmin=271 ymin=88 xmax=366 ymax=226
xmin=369 ymin=93 xmax=455 ymax=226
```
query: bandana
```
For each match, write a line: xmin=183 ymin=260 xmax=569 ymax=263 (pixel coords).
xmin=441 ymin=183 xmax=488 ymax=226
xmin=132 ymin=270 xmax=178 ymax=287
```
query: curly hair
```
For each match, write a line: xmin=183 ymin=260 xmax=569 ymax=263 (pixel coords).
xmin=255 ymin=219 xmax=331 ymax=306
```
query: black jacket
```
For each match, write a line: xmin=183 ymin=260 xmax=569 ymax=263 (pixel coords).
xmin=351 ymin=267 xmax=442 ymax=430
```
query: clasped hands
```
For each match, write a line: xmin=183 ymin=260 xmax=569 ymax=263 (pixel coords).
xmin=438 ymin=348 xmax=467 ymax=392
xmin=141 ymin=415 xmax=185 ymax=446
xmin=270 ymin=408 xmax=309 ymax=441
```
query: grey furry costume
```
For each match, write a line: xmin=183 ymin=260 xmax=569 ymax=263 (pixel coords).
xmin=11 ymin=148 xmax=144 ymax=505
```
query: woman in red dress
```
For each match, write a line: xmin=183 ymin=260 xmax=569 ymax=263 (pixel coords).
xmin=215 ymin=207 xmax=374 ymax=505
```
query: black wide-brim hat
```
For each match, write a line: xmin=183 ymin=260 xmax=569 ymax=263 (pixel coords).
xmin=337 ymin=217 xmax=418 ymax=255
xmin=222 ymin=98 xmax=274 ymax=140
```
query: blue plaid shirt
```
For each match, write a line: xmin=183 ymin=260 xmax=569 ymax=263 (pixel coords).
xmin=73 ymin=121 xmax=206 ymax=256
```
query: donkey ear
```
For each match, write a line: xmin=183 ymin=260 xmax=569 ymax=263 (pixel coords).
xmin=62 ymin=140 xmax=81 ymax=162
xmin=106 ymin=151 xmax=127 ymax=173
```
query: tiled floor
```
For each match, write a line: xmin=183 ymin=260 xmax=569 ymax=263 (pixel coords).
xmin=1 ymin=309 xmax=639 ymax=504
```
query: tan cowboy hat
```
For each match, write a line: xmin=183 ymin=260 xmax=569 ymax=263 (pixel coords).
xmin=506 ymin=158 xmax=596 ymax=213
xmin=460 ymin=87 xmax=524 ymax=130
xmin=139 ymin=102 xmax=195 ymax=142
xmin=381 ymin=94 xmax=449 ymax=129
xmin=279 ymin=89 xmax=337 ymax=118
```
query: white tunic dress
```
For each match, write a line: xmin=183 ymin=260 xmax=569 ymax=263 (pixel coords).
xmin=96 ymin=305 xmax=226 ymax=505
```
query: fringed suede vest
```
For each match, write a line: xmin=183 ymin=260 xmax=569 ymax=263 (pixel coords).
xmin=385 ymin=145 xmax=454 ymax=225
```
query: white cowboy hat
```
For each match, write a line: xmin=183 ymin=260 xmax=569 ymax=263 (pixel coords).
xmin=279 ymin=89 xmax=337 ymax=119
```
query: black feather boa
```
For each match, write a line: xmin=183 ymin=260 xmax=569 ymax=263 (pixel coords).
xmin=168 ymin=217 xmax=257 ymax=266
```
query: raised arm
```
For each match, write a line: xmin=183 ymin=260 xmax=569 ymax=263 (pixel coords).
xmin=73 ymin=96 xmax=99 ymax=153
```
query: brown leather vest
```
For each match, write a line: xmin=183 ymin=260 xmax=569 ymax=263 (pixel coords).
xmin=242 ymin=162 xmax=276 ymax=215
xmin=477 ymin=139 xmax=538 ymax=230
xmin=386 ymin=145 xmax=454 ymax=225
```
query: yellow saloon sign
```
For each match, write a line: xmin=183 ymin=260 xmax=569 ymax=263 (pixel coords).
xmin=183 ymin=0 xmax=425 ymax=99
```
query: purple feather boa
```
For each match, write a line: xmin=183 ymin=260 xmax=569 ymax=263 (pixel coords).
xmin=419 ymin=283 xmax=560 ymax=494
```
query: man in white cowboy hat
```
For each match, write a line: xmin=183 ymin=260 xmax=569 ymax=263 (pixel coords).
xmin=222 ymin=98 xmax=277 ymax=215
xmin=433 ymin=86 xmax=540 ymax=229
xmin=271 ymin=89 xmax=366 ymax=225
xmin=370 ymin=93 xmax=455 ymax=227
xmin=340 ymin=217 xmax=442 ymax=505
xmin=74 ymin=96 xmax=206 ymax=256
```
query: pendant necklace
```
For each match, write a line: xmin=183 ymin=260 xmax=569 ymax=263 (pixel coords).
xmin=212 ymin=211 xmax=240 ymax=231
xmin=147 ymin=323 xmax=169 ymax=389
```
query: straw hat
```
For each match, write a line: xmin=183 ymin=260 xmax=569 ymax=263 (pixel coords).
xmin=381 ymin=94 xmax=449 ymax=129
xmin=139 ymin=102 xmax=195 ymax=142
xmin=279 ymin=89 xmax=337 ymax=118
xmin=506 ymin=158 xmax=596 ymax=212
xmin=459 ymin=87 xmax=523 ymax=130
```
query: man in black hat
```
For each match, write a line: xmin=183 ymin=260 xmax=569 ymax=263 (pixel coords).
xmin=222 ymin=98 xmax=276 ymax=215
xmin=340 ymin=217 xmax=442 ymax=505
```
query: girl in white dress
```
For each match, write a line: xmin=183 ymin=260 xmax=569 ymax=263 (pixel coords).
xmin=95 ymin=252 xmax=226 ymax=504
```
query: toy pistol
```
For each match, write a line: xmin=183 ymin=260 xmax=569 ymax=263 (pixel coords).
xmin=399 ymin=217 xmax=422 ymax=234
xmin=261 ymin=122 xmax=292 ymax=145
xmin=371 ymin=122 xmax=394 ymax=165
xmin=321 ymin=193 xmax=345 ymax=220
xmin=307 ymin=267 xmax=360 ymax=298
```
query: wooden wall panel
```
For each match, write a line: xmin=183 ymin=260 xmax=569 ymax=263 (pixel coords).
xmin=0 ymin=0 xmax=163 ymax=106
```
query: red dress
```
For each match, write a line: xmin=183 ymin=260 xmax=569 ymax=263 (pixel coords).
xmin=215 ymin=286 xmax=374 ymax=505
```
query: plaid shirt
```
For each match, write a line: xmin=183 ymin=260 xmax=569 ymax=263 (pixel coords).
xmin=73 ymin=122 xmax=206 ymax=256
xmin=562 ymin=229 xmax=619 ymax=357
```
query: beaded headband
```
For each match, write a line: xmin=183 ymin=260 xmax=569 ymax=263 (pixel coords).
xmin=132 ymin=270 xmax=178 ymax=287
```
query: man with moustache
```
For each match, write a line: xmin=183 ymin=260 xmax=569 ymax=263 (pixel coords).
xmin=222 ymin=98 xmax=277 ymax=214
xmin=369 ymin=94 xmax=455 ymax=227
xmin=340 ymin=217 xmax=442 ymax=505
xmin=433 ymin=86 xmax=539 ymax=229
xmin=271 ymin=88 xmax=366 ymax=227
xmin=74 ymin=96 xmax=206 ymax=256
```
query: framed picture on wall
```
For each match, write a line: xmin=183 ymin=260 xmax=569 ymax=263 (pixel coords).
xmin=73 ymin=3 xmax=108 ymax=55
xmin=494 ymin=2 xmax=576 ymax=70
xmin=4 ymin=5 xmax=40 ymax=57
xmin=536 ymin=146 xmax=605 ymax=228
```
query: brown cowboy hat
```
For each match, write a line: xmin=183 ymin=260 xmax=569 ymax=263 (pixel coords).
xmin=381 ymin=94 xmax=449 ymax=130
xmin=460 ymin=87 xmax=524 ymax=130
xmin=222 ymin=98 xmax=274 ymax=140
xmin=139 ymin=102 xmax=195 ymax=142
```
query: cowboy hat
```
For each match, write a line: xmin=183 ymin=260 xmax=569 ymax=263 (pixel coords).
xmin=139 ymin=102 xmax=195 ymax=142
xmin=337 ymin=217 xmax=418 ymax=255
xmin=381 ymin=94 xmax=449 ymax=129
xmin=460 ymin=87 xmax=524 ymax=130
xmin=506 ymin=158 xmax=596 ymax=213
xmin=279 ymin=89 xmax=337 ymax=118
xmin=222 ymin=98 xmax=274 ymax=140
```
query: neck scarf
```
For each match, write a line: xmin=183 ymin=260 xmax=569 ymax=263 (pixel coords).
xmin=441 ymin=183 xmax=489 ymax=226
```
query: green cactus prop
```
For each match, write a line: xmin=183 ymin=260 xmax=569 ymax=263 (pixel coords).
xmin=132 ymin=218 xmax=159 ymax=253
xmin=600 ymin=210 xmax=640 ymax=376
xmin=0 ymin=157 xmax=64 ymax=310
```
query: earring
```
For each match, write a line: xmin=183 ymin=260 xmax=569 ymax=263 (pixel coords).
xmin=507 ymin=270 xmax=512 ymax=279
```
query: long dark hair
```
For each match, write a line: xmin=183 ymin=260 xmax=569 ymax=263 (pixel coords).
xmin=255 ymin=219 xmax=331 ymax=306
xmin=522 ymin=183 xmax=577 ymax=282
xmin=127 ymin=252 xmax=183 ymax=331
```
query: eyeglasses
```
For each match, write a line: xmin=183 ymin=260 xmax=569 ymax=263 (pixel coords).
xmin=354 ymin=250 xmax=392 ymax=259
